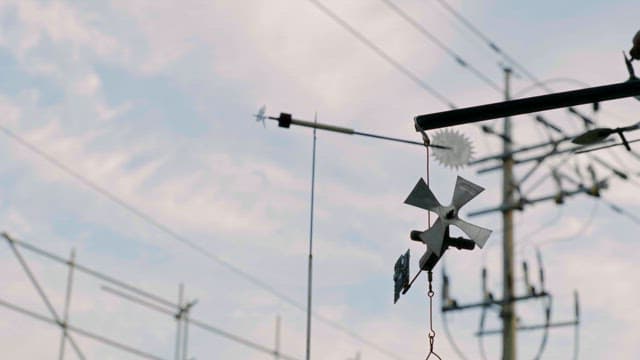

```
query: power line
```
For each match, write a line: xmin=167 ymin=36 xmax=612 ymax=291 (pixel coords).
xmin=305 ymin=0 xmax=562 ymax=152
xmin=431 ymin=0 xmax=546 ymax=90
xmin=379 ymin=0 xmax=502 ymax=92
xmin=0 ymin=124 xmax=405 ymax=360
xmin=376 ymin=0 xmax=590 ymax=150
xmin=441 ymin=312 xmax=469 ymax=360
xmin=431 ymin=0 xmax=597 ymax=125
xmin=306 ymin=0 xmax=455 ymax=108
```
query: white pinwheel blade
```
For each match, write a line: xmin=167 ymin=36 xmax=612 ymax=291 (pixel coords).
xmin=451 ymin=176 xmax=484 ymax=210
xmin=450 ymin=218 xmax=492 ymax=248
xmin=404 ymin=178 xmax=442 ymax=212
xmin=419 ymin=218 xmax=446 ymax=256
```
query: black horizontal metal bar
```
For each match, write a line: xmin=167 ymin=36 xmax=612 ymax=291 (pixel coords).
xmin=476 ymin=320 xmax=579 ymax=336
xmin=442 ymin=292 xmax=548 ymax=312
xmin=415 ymin=81 xmax=640 ymax=130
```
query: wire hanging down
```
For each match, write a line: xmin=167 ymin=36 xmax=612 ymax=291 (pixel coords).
xmin=425 ymin=271 xmax=442 ymax=360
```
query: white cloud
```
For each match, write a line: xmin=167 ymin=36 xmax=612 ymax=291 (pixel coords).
xmin=73 ymin=72 xmax=102 ymax=96
xmin=0 ymin=0 xmax=639 ymax=359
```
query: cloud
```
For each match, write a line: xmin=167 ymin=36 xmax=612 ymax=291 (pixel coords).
xmin=0 ymin=0 xmax=639 ymax=359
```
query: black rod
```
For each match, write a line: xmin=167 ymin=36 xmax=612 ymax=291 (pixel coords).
xmin=415 ymin=81 xmax=640 ymax=130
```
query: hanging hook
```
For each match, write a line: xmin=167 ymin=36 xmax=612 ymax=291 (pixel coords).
xmin=425 ymin=270 xmax=443 ymax=359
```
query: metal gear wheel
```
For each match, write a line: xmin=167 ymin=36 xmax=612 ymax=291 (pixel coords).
xmin=430 ymin=129 xmax=473 ymax=169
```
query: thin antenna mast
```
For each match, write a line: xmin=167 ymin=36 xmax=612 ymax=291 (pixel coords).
xmin=305 ymin=113 xmax=318 ymax=360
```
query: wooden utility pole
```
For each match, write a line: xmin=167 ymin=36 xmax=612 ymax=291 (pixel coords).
xmin=501 ymin=67 xmax=517 ymax=360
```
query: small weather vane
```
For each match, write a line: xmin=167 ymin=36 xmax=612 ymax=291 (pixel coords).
xmin=393 ymin=175 xmax=492 ymax=302
xmin=393 ymin=175 xmax=492 ymax=359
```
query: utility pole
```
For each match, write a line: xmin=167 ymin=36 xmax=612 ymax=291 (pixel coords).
xmin=501 ymin=67 xmax=516 ymax=360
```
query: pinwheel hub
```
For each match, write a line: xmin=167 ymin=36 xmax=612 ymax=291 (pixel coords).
xmin=444 ymin=207 xmax=456 ymax=220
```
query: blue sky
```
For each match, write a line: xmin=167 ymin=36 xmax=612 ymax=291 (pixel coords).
xmin=0 ymin=1 xmax=639 ymax=359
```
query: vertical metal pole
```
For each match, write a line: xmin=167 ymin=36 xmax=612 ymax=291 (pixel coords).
xmin=175 ymin=283 xmax=184 ymax=360
xmin=501 ymin=67 xmax=517 ymax=360
xmin=305 ymin=113 xmax=318 ymax=360
xmin=275 ymin=315 xmax=281 ymax=360
xmin=58 ymin=249 xmax=76 ymax=360
xmin=182 ymin=303 xmax=190 ymax=360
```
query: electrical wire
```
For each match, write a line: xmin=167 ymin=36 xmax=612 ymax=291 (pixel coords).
xmin=533 ymin=295 xmax=552 ymax=360
xmin=477 ymin=303 xmax=489 ymax=360
xmin=378 ymin=0 xmax=502 ymax=92
xmin=441 ymin=313 xmax=469 ymax=360
xmin=324 ymin=0 xmax=638 ymax=186
xmin=380 ymin=0 xmax=558 ymax=142
xmin=515 ymin=207 xmax=564 ymax=257
xmin=0 ymin=124 xmax=405 ymax=360
xmin=431 ymin=0 xmax=600 ymax=131
xmin=306 ymin=0 xmax=455 ymax=109
xmin=599 ymin=196 xmax=640 ymax=224
xmin=306 ymin=0 xmax=562 ymax=167
xmin=431 ymin=0 xmax=570 ymax=94
xmin=534 ymin=200 xmax=600 ymax=248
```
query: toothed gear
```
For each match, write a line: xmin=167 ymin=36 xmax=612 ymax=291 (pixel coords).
xmin=431 ymin=129 xmax=473 ymax=169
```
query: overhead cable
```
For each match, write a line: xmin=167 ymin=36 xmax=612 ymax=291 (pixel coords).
xmin=307 ymin=0 xmax=455 ymax=108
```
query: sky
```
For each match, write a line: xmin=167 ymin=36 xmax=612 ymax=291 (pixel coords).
xmin=0 ymin=0 xmax=639 ymax=359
